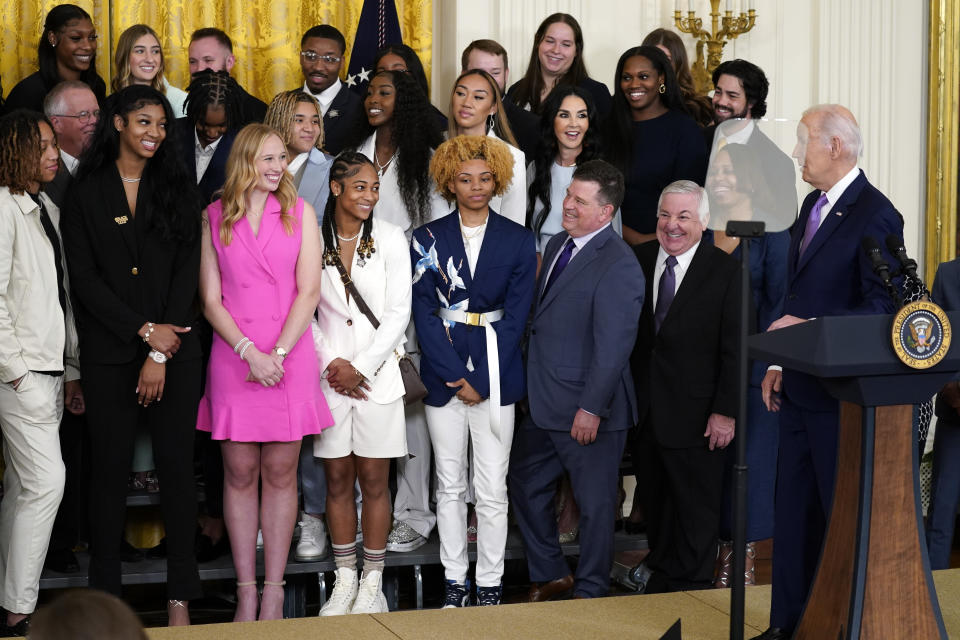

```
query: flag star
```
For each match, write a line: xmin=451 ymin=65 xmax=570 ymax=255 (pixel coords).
xmin=345 ymin=74 xmax=357 ymax=88
xmin=358 ymin=67 xmax=371 ymax=82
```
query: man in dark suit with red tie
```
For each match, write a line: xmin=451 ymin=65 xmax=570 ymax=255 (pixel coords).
xmin=630 ymin=180 xmax=740 ymax=593
xmin=752 ymin=105 xmax=904 ymax=640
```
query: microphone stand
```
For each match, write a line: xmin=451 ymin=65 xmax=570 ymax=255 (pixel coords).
xmin=725 ymin=219 xmax=765 ymax=640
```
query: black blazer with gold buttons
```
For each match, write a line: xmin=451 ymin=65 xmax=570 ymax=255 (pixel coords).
xmin=61 ymin=164 xmax=201 ymax=365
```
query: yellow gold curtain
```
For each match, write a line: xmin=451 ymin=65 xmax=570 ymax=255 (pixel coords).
xmin=1 ymin=0 xmax=432 ymax=104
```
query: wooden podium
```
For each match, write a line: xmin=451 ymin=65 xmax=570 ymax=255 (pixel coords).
xmin=749 ymin=314 xmax=960 ymax=639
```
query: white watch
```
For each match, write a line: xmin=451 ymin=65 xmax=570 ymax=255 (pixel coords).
xmin=149 ymin=349 xmax=168 ymax=364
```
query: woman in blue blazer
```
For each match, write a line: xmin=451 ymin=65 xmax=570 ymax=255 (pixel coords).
xmin=411 ymin=136 xmax=536 ymax=607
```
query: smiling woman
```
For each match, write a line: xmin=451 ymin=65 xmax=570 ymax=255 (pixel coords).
xmin=3 ymin=3 xmax=106 ymax=115
xmin=60 ymin=85 xmax=203 ymax=626
xmin=112 ymin=24 xmax=188 ymax=116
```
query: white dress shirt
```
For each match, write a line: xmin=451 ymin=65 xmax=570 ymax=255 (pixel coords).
xmin=287 ymin=152 xmax=309 ymax=175
xmin=304 ymin=78 xmax=342 ymax=117
xmin=194 ymin=130 xmax=222 ymax=183
xmin=652 ymin=241 xmax=700 ymax=309
xmin=814 ymin=165 xmax=860 ymax=230
xmin=60 ymin=150 xmax=79 ymax=177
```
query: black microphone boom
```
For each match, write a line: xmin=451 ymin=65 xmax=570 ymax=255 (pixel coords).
xmin=862 ymin=236 xmax=902 ymax=307
xmin=885 ymin=234 xmax=921 ymax=283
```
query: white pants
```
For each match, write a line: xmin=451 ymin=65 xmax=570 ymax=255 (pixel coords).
xmin=0 ymin=372 xmax=64 ymax=614
xmin=425 ymin=397 xmax=515 ymax=587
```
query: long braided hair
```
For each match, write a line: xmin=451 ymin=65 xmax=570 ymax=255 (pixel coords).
xmin=347 ymin=70 xmax=441 ymax=228
xmin=184 ymin=70 xmax=243 ymax=131
xmin=321 ymin=152 xmax=377 ymax=268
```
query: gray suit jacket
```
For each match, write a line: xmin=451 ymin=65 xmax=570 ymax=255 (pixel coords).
xmin=297 ymin=148 xmax=334 ymax=222
xmin=526 ymin=225 xmax=644 ymax=431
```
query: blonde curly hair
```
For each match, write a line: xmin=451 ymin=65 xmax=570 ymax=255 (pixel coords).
xmin=430 ymin=135 xmax=514 ymax=203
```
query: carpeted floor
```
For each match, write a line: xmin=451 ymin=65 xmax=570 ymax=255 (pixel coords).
xmin=137 ymin=569 xmax=960 ymax=640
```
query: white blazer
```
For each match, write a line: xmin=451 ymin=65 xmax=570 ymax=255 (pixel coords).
xmin=486 ymin=130 xmax=526 ymax=226
xmin=312 ymin=217 xmax=412 ymax=409
xmin=356 ymin=132 xmax=451 ymax=236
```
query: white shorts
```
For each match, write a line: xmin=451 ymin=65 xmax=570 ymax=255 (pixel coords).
xmin=313 ymin=397 xmax=407 ymax=459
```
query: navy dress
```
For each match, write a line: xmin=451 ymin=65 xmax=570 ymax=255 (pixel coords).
xmin=707 ymin=228 xmax=790 ymax=542
xmin=621 ymin=110 xmax=707 ymax=235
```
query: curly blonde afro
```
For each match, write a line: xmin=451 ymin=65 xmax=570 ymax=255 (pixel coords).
xmin=430 ymin=135 xmax=514 ymax=203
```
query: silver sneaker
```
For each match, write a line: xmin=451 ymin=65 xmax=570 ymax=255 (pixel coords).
xmin=350 ymin=569 xmax=388 ymax=614
xmin=319 ymin=566 xmax=358 ymax=616
xmin=385 ymin=521 xmax=426 ymax=552
xmin=295 ymin=513 xmax=328 ymax=561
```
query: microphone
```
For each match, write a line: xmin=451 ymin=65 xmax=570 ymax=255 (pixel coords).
xmin=862 ymin=236 xmax=901 ymax=307
xmin=885 ymin=234 xmax=931 ymax=302
xmin=885 ymin=234 xmax=920 ymax=282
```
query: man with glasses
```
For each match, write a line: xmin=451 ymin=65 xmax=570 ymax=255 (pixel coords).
xmin=297 ymin=25 xmax=361 ymax=155
xmin=42 ymin=81 xmax=98 ymax=209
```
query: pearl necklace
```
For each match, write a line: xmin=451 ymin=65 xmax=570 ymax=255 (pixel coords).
xmin=337 ymin=230 xmax=362 ymax=243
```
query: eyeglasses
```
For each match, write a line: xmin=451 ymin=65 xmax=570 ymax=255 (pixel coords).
xmin=300 ymin=51 xmax=341 ymax=64
xmin=53 ymin=110 xmax=100 ymax=124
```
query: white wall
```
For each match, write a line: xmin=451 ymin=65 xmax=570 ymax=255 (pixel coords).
xmin=431 ymin=0 xmax=928 ymax=263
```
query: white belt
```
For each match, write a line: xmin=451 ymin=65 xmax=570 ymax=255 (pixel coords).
xmin=435 ymin=308 xmax=505 ymax=441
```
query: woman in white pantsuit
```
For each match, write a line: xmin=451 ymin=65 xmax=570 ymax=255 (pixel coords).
xmin=312 ymin=152 xmax=411 ymax=616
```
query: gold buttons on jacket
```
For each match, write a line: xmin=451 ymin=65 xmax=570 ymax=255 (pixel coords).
xmin=131 ymin=267 xmax=139 ymax=275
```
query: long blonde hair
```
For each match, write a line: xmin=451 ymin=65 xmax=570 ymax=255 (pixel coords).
xmin=219 ymin=124 xmax=298 ymax=246
xmin=112 ymin=25 xmax=166 ymax=93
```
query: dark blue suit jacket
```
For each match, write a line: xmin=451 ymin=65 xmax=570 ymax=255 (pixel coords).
xmin=171 ymin=118 xmax=238 ymax=206
xmin=782 ymin=170 xmax=903 ymax=409
xmin=527 ymin=225 xmax=644 ymax=431
xmin=932 ymin=259 xmax=960 ymax=422
xmin=322 ymin=85 xmax=363 ymax=155
xmin=410 ymin=210 xmax=536 ymax=407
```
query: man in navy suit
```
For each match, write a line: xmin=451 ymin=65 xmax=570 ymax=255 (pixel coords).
xmin=752 ymin=105 xmax=904 ymax=640
xmin=510 ymin=160 xmax=645 ymax=600
xmin=297 ymin=25 xmax=362 ymax=155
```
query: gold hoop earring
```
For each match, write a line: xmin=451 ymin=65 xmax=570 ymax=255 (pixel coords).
xmin=658 ymin=83 xmax=666 ymax=94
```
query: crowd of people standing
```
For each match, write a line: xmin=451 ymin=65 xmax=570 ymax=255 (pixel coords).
xmin=0 ymin=5 xmax=917 ymax=640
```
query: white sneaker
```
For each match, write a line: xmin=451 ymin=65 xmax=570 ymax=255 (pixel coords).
xmin=350 ymin=569 xmax=388 ymax=614
xmin=385 ymin=521 xmax=426 ymax=552
xmin=319 ymin=566 xmax=358 ymax=616
xmin=295 ymin=513 xmax=328 ymax=561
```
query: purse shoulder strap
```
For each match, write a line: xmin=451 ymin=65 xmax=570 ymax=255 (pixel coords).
xmin=331 ymin=255 xmax=380 ymax=330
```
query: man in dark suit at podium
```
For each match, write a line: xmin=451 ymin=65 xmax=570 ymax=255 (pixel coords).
xmin=753 ymin=104 xmax=903 ymax=640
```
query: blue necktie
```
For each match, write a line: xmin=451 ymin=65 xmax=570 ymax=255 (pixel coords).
xmin=654 ymin=255 xmax=678 ymax=332
xmin=542 ymin=239 xmax=575 ymax=298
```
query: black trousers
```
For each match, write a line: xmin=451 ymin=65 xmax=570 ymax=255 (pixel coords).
xmin=636 ymin=423 xmax=725 ymax=591
xmin=83 ymin=357 xmax=202 ymax=600
xmin=48 ymin=409 xmax=88 ymax=554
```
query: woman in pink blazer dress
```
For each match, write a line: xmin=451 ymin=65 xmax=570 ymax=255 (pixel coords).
xmin=197 ymin=124 xmax=333 ymax=621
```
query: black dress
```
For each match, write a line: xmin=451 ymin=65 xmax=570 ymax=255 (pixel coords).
xmin=3 ymin=71 xmax=106 ymax=115
xmin=620 ymin=109 xmax=708 ymax=235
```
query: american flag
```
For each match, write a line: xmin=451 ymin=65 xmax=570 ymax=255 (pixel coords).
xmin=345 ymin=0 xmax=403 ymax=96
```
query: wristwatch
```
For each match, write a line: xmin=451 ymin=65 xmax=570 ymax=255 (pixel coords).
xmin=149 ymin=350 xmax=168 ymax=364
xmin=273 ymin=346 xmax=288 ymax=359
